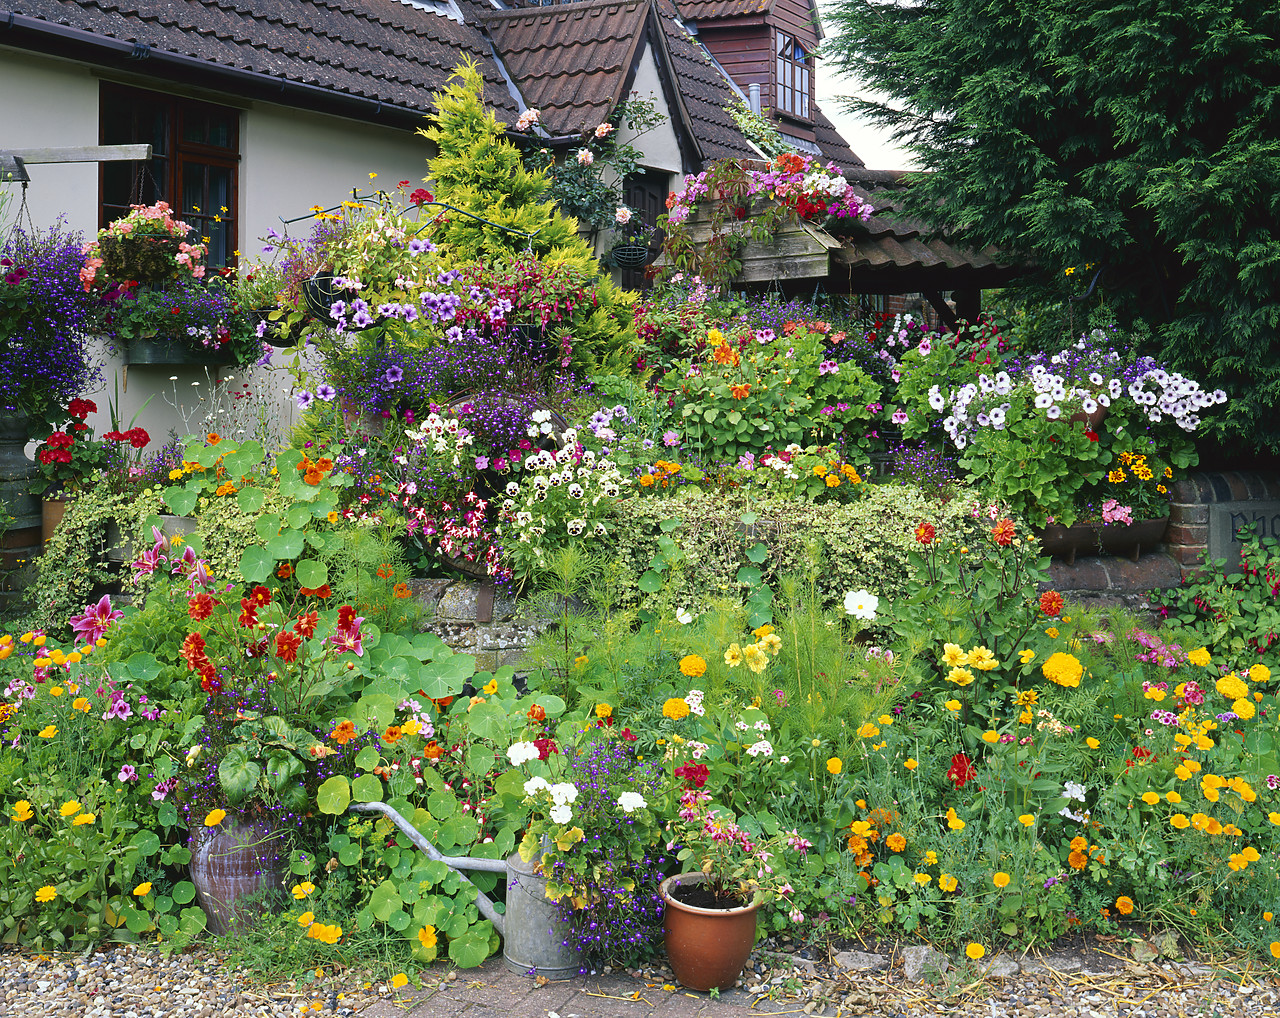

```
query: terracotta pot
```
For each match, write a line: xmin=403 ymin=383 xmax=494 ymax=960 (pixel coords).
xmin=189 ymin=819 xmax=288 ymax=935
xmin=1067 ymin=405 xmax=1107 ymax=431
xmin=41 ymin=498 xmax=68 ymax=544
xmin=661 ymin=872 xmax=759 ymax=992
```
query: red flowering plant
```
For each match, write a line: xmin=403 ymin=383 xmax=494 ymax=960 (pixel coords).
xmin=31 ymin=399 xmax=109 ymax=496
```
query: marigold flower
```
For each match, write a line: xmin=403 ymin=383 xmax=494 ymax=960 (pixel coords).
xmin=1249 ymin=664 xmax=1271 ymax=683
xmin=1233 ymin=697 xmax=1256 ymax=721
xmin=1187 ymin=646 xmax=1211 ymax=667
xmin=662 ymin=698 xmax=690 ymax=720
xmin=1042 ymin=652 xmax=1083 ymax=688
xmin=1068 ymin=850 xmax=1089 ymax=869
xmin=939 ymin=873 xmax=958 ymax=892
xmin=885 ymin=833 xmax=906 ymax=852
xmin=10 ymin=800 xmax=33 ymax=822
xmin=914 ymin=873 xmax=931 ymax=885
xmin=331 ymin=720 xmax=357 ymax=745
xmin=72 ymin=813 xmax=95 ymax=826
xmin=36 ymin=886 xmax=58 ymax=903
xmin=680 ymin=654 xmax=707 ymax=678
xmin=59 ymin=800 xmax=81 ymax=817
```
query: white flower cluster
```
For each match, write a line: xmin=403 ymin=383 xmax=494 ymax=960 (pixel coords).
xmin=801 ymin=168 xmax=852 ymax=200
xmin=524 ymin=776 xmax=579 ymax=824
xmin=1127 ymin=368 xmax=1226 ymax=431
xmin=507 ymin=741 xmax=540 ymax=766
xmin=406 ymin=413 xmax=473 ymax=459
xmin=684 ymin=688 xmax=705 ymax=716
xmin=616 ymin=791 xmax=647 ymax=813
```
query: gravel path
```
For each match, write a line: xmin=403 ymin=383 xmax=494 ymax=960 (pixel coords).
xmin=3 ymin=942 xmax=1278 ymax=1018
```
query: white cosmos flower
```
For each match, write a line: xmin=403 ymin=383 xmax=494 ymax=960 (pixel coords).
xmin=676 ymin=607 xmax=693 ymax=624
xmin=844 ymin=589 xmax=879 ymax=620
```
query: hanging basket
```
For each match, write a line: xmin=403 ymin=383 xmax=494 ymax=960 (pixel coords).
xmin=97 ymin=234 xmax=186 ymax=286
xmin=610 ymin=243 xmax=652 ymax=269
xmin=302 ymin=272 xmax=345 ymax=325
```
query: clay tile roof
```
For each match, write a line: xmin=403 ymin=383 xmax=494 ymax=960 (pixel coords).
xmin=674 ymin=0 xmax=770 ymax=20
xmin=7 ymin=0 xmax=519 ymax=119
xmin=653 ymin=0 xmax=758 ymax=163
xmin=478 ymin=0 xmax=650 ymax=136
xmin=834 ymin=171 xmax=1023 ymax=281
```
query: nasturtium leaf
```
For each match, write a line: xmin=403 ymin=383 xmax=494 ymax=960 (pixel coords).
xmin=316 ymin=776 xmax=351 ymax=815
xmin=295 ymin=559 xmax=328 ymax=588
xmin=236 ymin=487 xmax=266 ymax=514
xmin=352 ymin=773 xmax=385 ymax=803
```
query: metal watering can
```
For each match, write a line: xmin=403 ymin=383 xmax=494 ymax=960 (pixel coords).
xmin=349 ymin=802 xmax=582 ymax=979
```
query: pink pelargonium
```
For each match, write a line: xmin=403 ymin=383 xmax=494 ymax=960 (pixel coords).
xmin=69 ymin=594 xmax=125 ymax=644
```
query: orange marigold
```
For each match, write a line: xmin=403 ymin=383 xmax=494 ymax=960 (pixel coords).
xmin=885 ymin=833 xmax=906 ymax=852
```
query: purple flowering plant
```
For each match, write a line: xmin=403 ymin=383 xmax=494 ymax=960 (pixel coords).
xmin=0 ymin=224 xmax=104 ymax=423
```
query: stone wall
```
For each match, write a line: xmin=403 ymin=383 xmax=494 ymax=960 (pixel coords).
xmin=405 ymin=578 xmax=558 ymax=673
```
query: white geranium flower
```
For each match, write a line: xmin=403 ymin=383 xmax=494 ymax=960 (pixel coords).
xmin=507 ymin=741 xmax=540 ymax=766
xmin=550 ymin=782 xmax=578 ymax=805
xmin=549 ymin=804 xmax=572 ymax=824
xmin=616 ymin=792 xmax=647 ymax=813
xmin=524 ymin=776 xmax=550 ymax=796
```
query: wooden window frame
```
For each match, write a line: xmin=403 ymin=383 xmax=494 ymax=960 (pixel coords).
xmin=774 ymin=30 xmax=812 ymax=122
xmin=99 ymin=82 xmax=241 ymax=268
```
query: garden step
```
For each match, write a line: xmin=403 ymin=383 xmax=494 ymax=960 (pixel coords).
xmin=1041 ymin=550 xmax=1180 ymax=616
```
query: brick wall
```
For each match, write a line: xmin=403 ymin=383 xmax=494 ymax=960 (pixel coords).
xmin=1167 ymin=470 xmax=1280 ymax=574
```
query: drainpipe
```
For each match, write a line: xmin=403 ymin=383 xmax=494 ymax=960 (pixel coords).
xmin=748 ymin=83 xmax=761 ymax=115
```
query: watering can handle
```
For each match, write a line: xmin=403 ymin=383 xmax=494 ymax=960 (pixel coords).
xmin=348 ymin=801 xmax=506 ymax=934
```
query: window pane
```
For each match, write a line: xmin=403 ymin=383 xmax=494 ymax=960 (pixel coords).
xmin=207 ymin=113 xmax=235 ymax=149
xmin=182 ymin=113 xmax=206 ymax=146
xmin=777 ymin=32 xmax=790 ymax=56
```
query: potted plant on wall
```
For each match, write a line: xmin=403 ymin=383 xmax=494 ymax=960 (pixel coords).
xmin=30 ymin=399 xmax=109 ymax=541
xmin=108 ymin=274 xmax=259 ymax=366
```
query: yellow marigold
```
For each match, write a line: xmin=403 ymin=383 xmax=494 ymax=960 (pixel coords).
xmin=1044 ymin=627 xmax=1059 ymax=639
xmin=10 ymin=800 xmax=33 ymax=822
xmin=885 ymin=833 xmax=906 ymax=852
xmin=946 ymin=667 xmax=976 ymax=687
xmin=72 ymin=813 xmax=95 ymax=826
xmin=914 ymin=873 xmax=931 ymax=885
xmin=1249 ymin=664 xmax=1271 ymax=683
xmin=827 ymin=757 xmax=843 ymax=774
xmin=595 ymin=703 xmax=612 ymax=719
xmin=679 ymin=655 xmax=707 ymax=678
xmin=1042 ymin=652 xmax=1083 ymax=688
xmin=662 ymin=698 xmax=690 ymax=721
xmin=1187 ymin=646 xmax=1211 ymax=667
xmin=59 ymin=801 xmax=81 ymax=817
xmin=939 ymin=873 xmax=958 ymax=892
xmin=993 ymin=872 xmax=1011 ymax=888
xmin=967 ymin=647 xmax=998 ymax=671
xmin=1216 ymin=674 xmax=1248 ymax=700
xmin=1115 ymin=896 xmax=1134 ymax=916
xmin=1014 ymin=689 xmax=1039 ymax=707
xmin=36 ymin=885 xmax=57 ymax=903
xmin=1068 ymin=850 xmax=1089 ymax=869
xmin=1233 ymin=698 xmax=1256 ymax=721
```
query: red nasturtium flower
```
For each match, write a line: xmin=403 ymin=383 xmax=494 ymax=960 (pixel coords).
xmin=527 ymin=704 xmax=546 ymax=722
xmin=915 ymin=522 xmax=936 ymax=545
xmin=992 ymin=518 xmax=1016 ymax=547
xmin=674 ymin=762 xmax=710 ymax=788
xmin=946 ymin=752 xmax=977 ymax=789
xmin=534 ymin=737 xmax=558 ymax=760
xmin=1039 ymin=590 xmax=1065 ymax=617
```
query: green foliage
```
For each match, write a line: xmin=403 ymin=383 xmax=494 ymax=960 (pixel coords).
xmin=601 ymin=484 xmax=995 ymax=613
xmin=824 ymin=0 xmax=1280 ymax=449
xmin=1155 ymin=531 xmax=1280 ymax=671
xmin=420 ymin=60 xmax=637 ymax=373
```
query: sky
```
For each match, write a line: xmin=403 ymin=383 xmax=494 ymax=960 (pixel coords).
xmin=814 ymin=6 xmax=919 ymax=171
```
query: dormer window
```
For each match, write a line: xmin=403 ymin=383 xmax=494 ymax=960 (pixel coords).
xmin=775 ymin=32 xmax=811 ymax=120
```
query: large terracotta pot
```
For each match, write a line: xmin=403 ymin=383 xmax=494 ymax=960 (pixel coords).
xmin=660 ymin=872 xmax=759 ymax=992
xmin=189 ymin=818 xmax=288 ymax=935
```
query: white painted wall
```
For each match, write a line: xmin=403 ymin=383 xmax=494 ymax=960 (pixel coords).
xmin=1 ymin=46 xmax=434 ymax=449
xmin=621 ymin=43 xmax=683 ymax=179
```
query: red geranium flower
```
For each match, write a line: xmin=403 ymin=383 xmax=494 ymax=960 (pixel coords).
xmin=946 ymin=752 xmax=977 ymax=789
xmin=674 ymin=762 xmax=709 ymax=788
xmin=534 ymin=737 xmax=558 ymax=760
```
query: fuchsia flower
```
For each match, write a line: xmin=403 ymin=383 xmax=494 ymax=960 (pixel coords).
xmin=69 ymin=595 xmax=125 ymax=644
